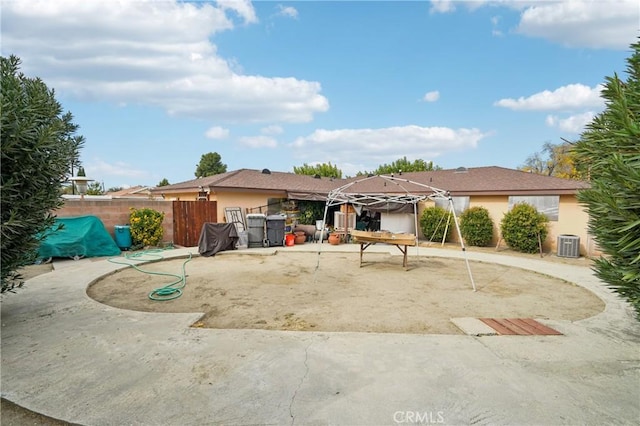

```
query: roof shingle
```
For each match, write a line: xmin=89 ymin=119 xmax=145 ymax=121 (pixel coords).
xmin=150 ymin=166 xmax=589 ymax=196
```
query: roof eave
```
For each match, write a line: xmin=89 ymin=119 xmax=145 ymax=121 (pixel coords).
xmin=449 ymin=189 xmax=584 ymax=196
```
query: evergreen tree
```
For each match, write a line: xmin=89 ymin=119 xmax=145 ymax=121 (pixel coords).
xmin=1 ymin=55 xmax=85 ymax=291
xmin=195 ymin=152 xmax=227 ymax=178
xmin=573 ymin=40 xmax=640 ymax=316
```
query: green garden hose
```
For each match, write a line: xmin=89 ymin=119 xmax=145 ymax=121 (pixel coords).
xmin=108 ymin=249 xmax=192 ymax=301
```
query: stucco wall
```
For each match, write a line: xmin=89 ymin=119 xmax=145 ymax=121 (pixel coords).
xmin=417 ymin=195 xmax=595 ymax=256
xmin=161 ymin=190 xmax=287 ymax=223
xmin=55 ymin=198 xmax=174 ymax=244
xmin=158 ymin=188 xmax=596 ymax=257
xmin=554 ymin=195 xmax=598 ymax=256
xmin=214 ymin=190 xmax=288 ymax=223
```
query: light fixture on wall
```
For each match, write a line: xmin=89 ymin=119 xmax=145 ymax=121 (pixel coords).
xmin=69 ymin=167 xmax=93 ymax=198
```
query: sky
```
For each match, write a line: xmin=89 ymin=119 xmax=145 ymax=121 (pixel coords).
xmin=1 ymin=0 xmax=638 ymax=190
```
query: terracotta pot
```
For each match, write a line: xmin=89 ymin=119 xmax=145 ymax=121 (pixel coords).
xmin=328 ymin=233 xmax=341 ymax=245
xmin=294 ymin=232 xmax=306 ymax=244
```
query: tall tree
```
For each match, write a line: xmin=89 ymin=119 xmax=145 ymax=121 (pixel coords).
xmin=293 ymin=162 xmax=342 ymax=178
xmin=359 ymin=156 xmax=441 ymax=176
xmin=157 ymin=178 xmax=170 ymax=187
xmin=195 ymin=152 xmax=227 ymax=178
xmin=573 ymin=39 xmax=640 ymax=317
xmin=519 ymin=141 xmax=582 ymax=179
xmin=1 ymin=55 xmax=85 ymax=291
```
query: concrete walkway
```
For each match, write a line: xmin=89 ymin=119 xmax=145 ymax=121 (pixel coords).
xmin=1 ymin=244 xmax=639 ymax=425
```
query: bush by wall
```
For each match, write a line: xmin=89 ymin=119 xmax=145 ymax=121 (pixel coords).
xmin=130 ymin=207 xmax=165 ymax=247
xmin=460 ymin=206 xmax=494 ymax=247
xmin=420 ymin=206 xmax=453 ymax=242
xmin=500 ymin=203 xmax=548 ymax=253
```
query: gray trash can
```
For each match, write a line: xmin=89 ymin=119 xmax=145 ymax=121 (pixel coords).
xmin=266 ymin=214 xmax=286 ymax=247
xmin=247 ymin=214 xmax=267 ymax=248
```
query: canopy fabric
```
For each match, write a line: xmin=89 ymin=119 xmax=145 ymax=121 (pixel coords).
xmin=286 ymin=191 xmax=328 ymax=202
xmin=38 ymin=216 xmax=121 ymax=259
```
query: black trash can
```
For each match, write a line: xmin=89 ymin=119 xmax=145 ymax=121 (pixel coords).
xmin=266 ymin=214 xmax=286 ymax=247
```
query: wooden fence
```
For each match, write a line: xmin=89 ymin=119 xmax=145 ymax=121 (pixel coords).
xmin=172 ymin=201 xmax=217 ymax=247
xmin=57 ymin=198 xmax=218 ymax=248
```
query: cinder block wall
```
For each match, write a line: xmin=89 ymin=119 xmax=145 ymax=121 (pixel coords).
xmin=55 ymin=199 xmax=174 ymax=244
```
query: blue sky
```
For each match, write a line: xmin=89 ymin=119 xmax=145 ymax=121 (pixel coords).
xmin=2 ymin=0 xmax=637 ymax=190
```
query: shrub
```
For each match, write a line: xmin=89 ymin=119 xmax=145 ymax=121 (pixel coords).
xmin=129 ymin=208 xmax=165 ymax=247
xmin=1 ymin=55 xmax=84 ymax=292
xmin=460 ymin=206 xmax=494 ymax=246
xmin=573 ymin=39 xmax=640 ymax=318
xmin=500 ymin=203 xmax=548 ymax=253
xmin=420 ymin=206 xmax=453 ymax=242
xmin=297 ymin=201 xmax=324 ymax=225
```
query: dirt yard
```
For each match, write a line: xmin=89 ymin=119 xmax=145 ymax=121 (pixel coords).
xmin=87 ymin=251 xmax=604 ymax=335
xmin=0 ymin=249 xmax=606 ymax=424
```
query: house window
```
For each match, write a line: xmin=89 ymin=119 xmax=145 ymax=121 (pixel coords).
xmin=435 ymin=196 xmax=469 ymax=214
xmin=508 ymin=195 xmax=559 ymax=221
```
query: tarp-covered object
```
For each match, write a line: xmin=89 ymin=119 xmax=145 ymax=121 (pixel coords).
xmin=38 ymin=216 xmax=121 ymax=259
xmin=198 ymin=223 xmax=239 ymax=257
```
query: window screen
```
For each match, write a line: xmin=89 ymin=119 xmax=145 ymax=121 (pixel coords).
xmin=508 ymin=195 xmax=559 ymax=221
xmin=435 ymin=196 xmax=469 ymax=214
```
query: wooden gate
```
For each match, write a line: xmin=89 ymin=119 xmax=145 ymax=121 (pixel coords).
xmin=172 ymin=201 xmax=218 ymax=247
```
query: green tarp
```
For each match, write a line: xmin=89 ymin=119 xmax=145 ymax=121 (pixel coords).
xmin=38 ymin=216 xmax=121 ymax=260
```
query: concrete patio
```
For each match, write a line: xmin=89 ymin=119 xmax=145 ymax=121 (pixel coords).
xmin=1 ymin=244 xmax=639 ymax=425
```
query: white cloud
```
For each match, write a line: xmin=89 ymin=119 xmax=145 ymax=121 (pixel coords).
xmin=205 ymin=126 xmax=230 ymax=139
xmin=87 ymin=158 xmax=149 ymax=179
xmin=434 ymin=1 xmax=637 ymax=50
xmin=515 ymin=0 xmax=638 ymax=49
xmin=261 ymin=125 xmax=284 ymax=135
xmin=291 ymin=125 xmax=488 ymax=167
xmin=491 ymin=15 xmax=504 ymax=37
xmin=0 ymin=0 xmax=328 ymax=123
xmin=422 ymin=91 xmax=440 ymax=102
xmin=430 ymin=0 xmax=456 ymax=14
xmin=238 ymin=135 xmax=278 ymax=148
xmin=276 ymin=4 xmax=299 ymax=19
xmin=494 ymin=83 xmax=604 ymax=111
xmin=546 ymin=111 xmax=596 ymax=133
xmin=217 ymin=0 xmax=258 ymax=24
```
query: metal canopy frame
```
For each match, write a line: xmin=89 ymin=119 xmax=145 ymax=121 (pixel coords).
xmin=317 ymin=174 xmax=476 ymax=291
xmin=325 ymin=174 xmax=449 ymax=207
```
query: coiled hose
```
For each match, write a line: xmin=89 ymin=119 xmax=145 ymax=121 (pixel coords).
xmin=108 ymin=249 xmax=192 ymax=301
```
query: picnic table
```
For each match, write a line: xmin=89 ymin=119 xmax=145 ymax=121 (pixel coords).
xmin=350 ymin=230 xmax=417 ymax=268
